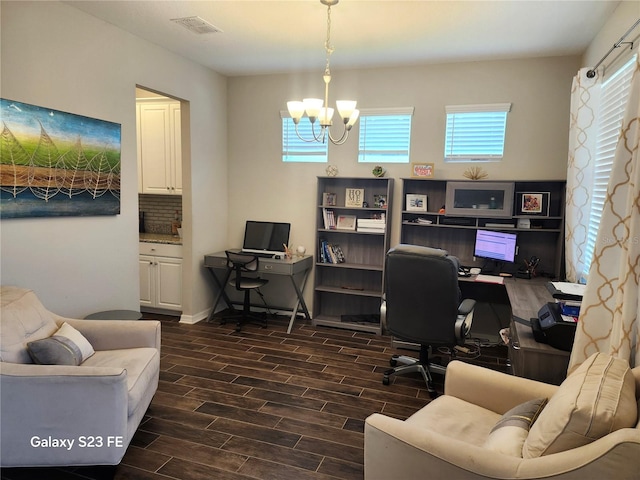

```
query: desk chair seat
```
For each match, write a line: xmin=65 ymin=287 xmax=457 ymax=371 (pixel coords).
xmin=222 ymin=251 xmax=269 ymax=332
xmin=382 ymin=244 xmax=475 ymax=397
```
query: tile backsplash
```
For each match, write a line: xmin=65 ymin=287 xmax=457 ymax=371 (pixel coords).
xmin=139 ymin=194 xmax=182 ymax=234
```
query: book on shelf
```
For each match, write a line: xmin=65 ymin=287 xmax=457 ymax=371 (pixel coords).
xmin=322 ymin=208 xmax=336 ymax=230
xmin=318 ymin=239 xmax=346 ymax=264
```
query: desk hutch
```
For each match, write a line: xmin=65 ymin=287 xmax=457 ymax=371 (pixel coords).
xmin=401 ymin=179 xmax=566 ymax=279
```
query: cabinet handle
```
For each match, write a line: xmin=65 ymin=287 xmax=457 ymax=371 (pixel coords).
xmin=149 ymin=261 xmax=153 ymax=265
xmin=512 ymin=342 xmax=521 ymax=350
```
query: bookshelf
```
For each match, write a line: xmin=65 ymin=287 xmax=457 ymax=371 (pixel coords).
xmin=400 ymin=179 xmax=566 ymax=279
xmin=313 ymin=176 xmax=394 ymax=334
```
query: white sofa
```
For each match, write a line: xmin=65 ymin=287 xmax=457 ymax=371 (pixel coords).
xmin=365 ymin=356 xmax=640 ymax=479
xmin=0 ymin=286 xmax=160 ymax=467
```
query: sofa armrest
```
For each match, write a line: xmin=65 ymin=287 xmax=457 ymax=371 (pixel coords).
xmin=53 ymin=316 xmax=160 ymax=351
xmin=1 ymin=362 xmax=129 ymax=467
xmin=444 ymin=360 xmax=558 ymax=414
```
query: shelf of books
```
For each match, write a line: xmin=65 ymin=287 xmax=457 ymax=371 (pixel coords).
xmin=313 ymin=176 xmax=393 ymax=334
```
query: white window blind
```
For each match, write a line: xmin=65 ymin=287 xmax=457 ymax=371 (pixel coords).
xmin=444 ymin=103 xmax=511 ymax=162
xmin=281 ymin=113 xmax=328 ymax=163
xmin=358 ymin=107 xmax=414 ymax=163
xmin=583 ymin=55 xmax=636 ymax=279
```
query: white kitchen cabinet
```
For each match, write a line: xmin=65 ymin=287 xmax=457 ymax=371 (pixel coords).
xmin=139 ymin=243 xmax=182 ymax=312
xmin=137 ymin=100 xmax=182 ymax=195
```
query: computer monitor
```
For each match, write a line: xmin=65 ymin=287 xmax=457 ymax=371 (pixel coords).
xmin=242 ymin=221 xmax=291 ymax=256
xmin=474 ymin=230 xmax=517 ymax=271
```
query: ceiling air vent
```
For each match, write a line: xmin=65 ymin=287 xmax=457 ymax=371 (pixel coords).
xmin=170 ymin=16 xmax=222 ymax=35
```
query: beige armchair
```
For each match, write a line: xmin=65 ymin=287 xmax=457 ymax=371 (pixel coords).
xmin=365 ymin=356 xmax=640 ymax=479
xmin=0 ymin=286 xmax=160 ymax=467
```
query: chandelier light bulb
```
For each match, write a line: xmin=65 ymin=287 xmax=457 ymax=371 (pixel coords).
xmin=346 ymin=109 xmax=360 ymax=128
xmin=287 ymin=101 xmax=305 ymax=123
xmin=302 ymin=98 xmax=324 ymax=121
xmin=336 ymin=100 xmax=357 ymax=122
xmin=320 ymin=107 xmax=334 ymax=126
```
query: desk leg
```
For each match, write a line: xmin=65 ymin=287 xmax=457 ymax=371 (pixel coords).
xmin=206 ymin=267 xmax=233 ymax=322
xmin=287 ymin=271 xmax=311 ymax=334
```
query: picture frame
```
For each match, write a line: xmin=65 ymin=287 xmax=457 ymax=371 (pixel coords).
xmin=410 ymin=162 xmax=434 ymax=178
xmin=406 ymin=194 xmax=428 ymax=212
xmin=518 ymin=192 xmax=550 ymax=216
xmin=322 ymin=192 xmax=337 ymax=206
xmin=336 ymin=214 xmax=357 ymax=230
xmin=373 ymin=194 xmax=387 ymax=209
xmin=345 ymin=188 xmax=364 ymax=207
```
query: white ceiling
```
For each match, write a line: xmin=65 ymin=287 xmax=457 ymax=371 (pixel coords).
xmin=64 ymin=0 xmax=622 ymax=76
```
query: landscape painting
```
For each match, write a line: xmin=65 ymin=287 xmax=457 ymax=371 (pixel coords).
xmin=0 ymin=98 xmax=121 ymax=218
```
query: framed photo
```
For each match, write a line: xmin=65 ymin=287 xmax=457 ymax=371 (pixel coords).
xmin=373 ymin=194 xmax=387 ymax=209
xmin=406 ymin=194 xmax=428 ymax=212
xmin=518 ymin=192 xmax=550 ymax=216
xmin=322 ymin=192 xmax=337 ymax=206
xmin=345 ymin=188 xmax=364 ymax=207
xmin=336 ymin=214 xmax=357 ymax=230
xmin=410 ymin=162 xmax=434 ymax=178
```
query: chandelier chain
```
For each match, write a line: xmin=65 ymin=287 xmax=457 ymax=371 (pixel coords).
xmin=324 ymin=4 xmax=334 ymax=75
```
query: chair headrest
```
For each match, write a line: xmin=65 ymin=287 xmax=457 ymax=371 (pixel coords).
xmin=388 ymin=244 xmax=448 ymax=258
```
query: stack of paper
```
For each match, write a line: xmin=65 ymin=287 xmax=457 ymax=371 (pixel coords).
xmin=357 ymin=218 xmax=385 ymax=233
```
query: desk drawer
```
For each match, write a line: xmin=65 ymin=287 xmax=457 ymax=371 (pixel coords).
xmin=259 ymin=262 xmax=291 ymax=275
xmin=204 ymin=256 xmax=228 ymax=269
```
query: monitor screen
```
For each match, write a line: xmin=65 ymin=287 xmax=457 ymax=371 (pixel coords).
xmin=242 ymin=221 xmax=291 ymax=255
xmin=474 ymin=230 xmax=517 ymax=263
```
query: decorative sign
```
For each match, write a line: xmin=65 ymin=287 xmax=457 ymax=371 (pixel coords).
xmin=345 ymin=188 xmax=364 ymax=207
xmin=411 ymin=162 xmax=434 ymax=178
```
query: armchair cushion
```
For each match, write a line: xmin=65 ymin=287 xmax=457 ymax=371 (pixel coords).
xmin=524 ymin=352 xmax=637 ymax=458
xmin=0 ymin=286 xmax=58 ymax=364
xmin=483 ymin=397 xmax=547 ymax=457
xmin=27 ymin=322 xmax=95 ymax=365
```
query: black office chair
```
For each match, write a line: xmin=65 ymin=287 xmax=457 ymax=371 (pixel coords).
xmin=222 ymin=250 xmax=269 ymax=332
xmin=381 ymin=244 xmax=475 ymax=397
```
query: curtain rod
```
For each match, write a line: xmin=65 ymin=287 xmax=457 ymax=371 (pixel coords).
xmin=587 ymin=18 xmax=640 ymax=78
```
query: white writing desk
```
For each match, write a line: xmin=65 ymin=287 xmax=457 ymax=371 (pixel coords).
xmin=204 ymin=250 xmax=313 ymax=333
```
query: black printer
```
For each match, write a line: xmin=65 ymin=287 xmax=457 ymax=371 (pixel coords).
xmin=531 ymin=302 xmax=577 ymax=352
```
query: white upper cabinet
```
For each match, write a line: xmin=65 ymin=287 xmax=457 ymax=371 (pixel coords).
xmin=137 ymin=100 xmax=182 ymax=195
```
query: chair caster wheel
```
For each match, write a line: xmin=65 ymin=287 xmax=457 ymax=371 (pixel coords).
xmin=382 ymin=376 xmax=390 ymax=386
xmin=235 ymin=326 xmax=241 ymax=333
xmin=390 ymin=359 xmax=397 ymax=367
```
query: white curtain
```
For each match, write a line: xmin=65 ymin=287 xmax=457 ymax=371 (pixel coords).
xmin=565 ymin=69 xmax=600 ymax=283
xmin=568 ymin=56 xmax=640 ymax=371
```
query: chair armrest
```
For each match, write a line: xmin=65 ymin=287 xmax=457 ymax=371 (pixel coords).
xmin=457 ymin=298 xmax=476 ymax=316
xmin=1 ymin=362 xmax=129 ymax=466
xmin=53 ymin=316 xmax=160 ymax=351
xmin=444 ymin=360 xmax=558 ymax=414
xmin=365 ymin=413 xmax=522 ymax=479
xmin=365 ymin=413 xmax=640 ymax=480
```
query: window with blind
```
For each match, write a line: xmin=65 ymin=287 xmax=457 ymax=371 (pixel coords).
xmin=358 ymin=108 xmax=414 ymax=163
xmin=582 ymin=55 xmax=637 ymax=280
xmin=444 ymin=103 xmax=511 ymax=162
xmin=281 ymin=115 xmax=328 ymax=163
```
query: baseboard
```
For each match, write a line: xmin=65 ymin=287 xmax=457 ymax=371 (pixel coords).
xmin=179 ymin=307 xmax=211 ymax=324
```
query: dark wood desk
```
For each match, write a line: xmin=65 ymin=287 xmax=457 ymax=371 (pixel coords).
xmin=461 ymin=276 xmax=570 ymax=385
xmin=204 ymin=251 xmax=313 ymax=334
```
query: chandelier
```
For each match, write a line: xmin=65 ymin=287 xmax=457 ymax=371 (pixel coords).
xmin=286 ymin=0 xmax=359 ymax=145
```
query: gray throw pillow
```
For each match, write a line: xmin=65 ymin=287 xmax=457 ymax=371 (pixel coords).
xmin=27 ymin=322 xmax=95 ymax=365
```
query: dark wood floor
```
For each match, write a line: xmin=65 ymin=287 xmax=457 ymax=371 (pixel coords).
xmin=1 ymin=313 xmax=508 ymax=480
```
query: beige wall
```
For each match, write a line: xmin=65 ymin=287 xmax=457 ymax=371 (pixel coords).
xmin=227 ymin=56 xmax=579 ymax=311
xmin=1 ymin=1 xmax=227 ymax=319
xmin=582 ymin=1 xmax=640 ymax=74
